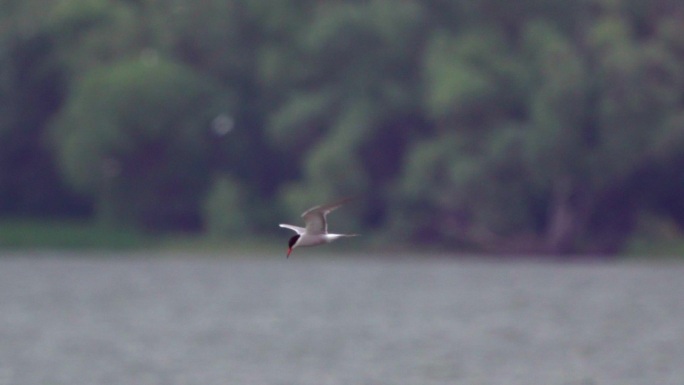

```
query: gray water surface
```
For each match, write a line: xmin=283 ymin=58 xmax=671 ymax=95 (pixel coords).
xmin=0 ymin=253 xmax=682 ymax=385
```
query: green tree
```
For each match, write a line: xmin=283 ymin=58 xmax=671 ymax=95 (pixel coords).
xmin=395 ymin=2 xmax=684 ymax=253
xmin=150 ymin=0 xmax=312 ymax=231
xmin=0 ymin=0 xmax=88 ymax=217
xmin=202 ymin=176 xmax=252 ymax=238
xmin=48 ymin=0 xmax=146 ymax=78
xmin=52 ymin=58 xmax=223 ymax=230
xmin=267 ymin=0 xmax=428 ymax=226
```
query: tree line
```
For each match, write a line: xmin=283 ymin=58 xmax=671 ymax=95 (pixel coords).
xmin=2 ymin=0 xmax=684 ymax=254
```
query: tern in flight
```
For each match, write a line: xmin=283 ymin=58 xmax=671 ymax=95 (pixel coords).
xmin=279 ymin=197 xmax=358 ymax=258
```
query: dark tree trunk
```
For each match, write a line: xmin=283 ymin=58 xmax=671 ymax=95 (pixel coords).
xmin=545 ymin=178 xmax=590 ymax=254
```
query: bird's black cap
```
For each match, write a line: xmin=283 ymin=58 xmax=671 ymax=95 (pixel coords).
xmin=288 ymin=235 xmax=300 ymax=249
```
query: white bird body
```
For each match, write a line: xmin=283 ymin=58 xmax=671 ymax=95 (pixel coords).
xmin=279 ymin=197 xmax=358 ymax=257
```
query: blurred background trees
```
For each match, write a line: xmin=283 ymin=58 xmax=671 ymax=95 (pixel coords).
xmin=2 ymin=0 xmax=684 ymax=254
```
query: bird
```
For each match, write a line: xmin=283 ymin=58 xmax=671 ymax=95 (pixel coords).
xmin=279 ymin=197 xmax=359 ymax=258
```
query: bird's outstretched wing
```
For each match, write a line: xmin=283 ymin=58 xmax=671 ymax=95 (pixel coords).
xmin=279 ymin=224 xmax=306 ymax=234
xmin=301 ymin=197 xmax=355 ymax=235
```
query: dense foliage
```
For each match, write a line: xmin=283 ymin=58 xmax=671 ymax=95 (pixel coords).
xmin=3 ymin=0 xmax=684 ymax=253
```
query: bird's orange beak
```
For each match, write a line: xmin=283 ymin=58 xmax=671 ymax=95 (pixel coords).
xmin=287 ymin=247 xmax=292 ymax=258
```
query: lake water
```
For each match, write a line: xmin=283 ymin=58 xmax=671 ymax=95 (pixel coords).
xmin=0 ymin=253 xmax=682 ymax=385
